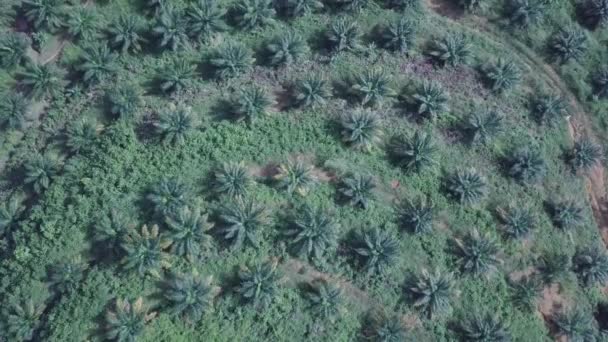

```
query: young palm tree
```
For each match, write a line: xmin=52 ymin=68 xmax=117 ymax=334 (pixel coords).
xmin=453 ymin=229 xmax=500 ymax=276
xmin=459 ymin=312 xmax=511 ymax=341
xmin=94 ymin=208 xmax=135 ymax=257
xmin=349 ymin=68 xmax=395 ymax=106
xmin=233 ymin=0 xmax=276 ymax=30
xmin=105 ymin=298 xmax=156 ymax=342
xmin=506 ymin=0 xmax=545 ymax=28
xmin=218 ymin=198 xmax=268 ymax=249
xmin=537 ymin=252 xmax=573 ymax=285
xmin=65 ymin=6 xmax=98 ymax=41
xmin=0 ymin=32 xmax=29 ymax=69
xmin=153 ymin=5 xmax=189 ymax=51
xmin=0 ymin=195 xmax=25 ymax=237
xmin=497 ymin=205 xmax=535 ymax=239
xmin=379 ymin=18 xmax=416 ymax=54
xmin=49 ymin=261 xmax=85 ymax=294
xmin=427 ymin=34 xmax=472 ymax=67
xmin=483 ymin=58 xmax=520 ymax=93
xmin=573 ymin=247 xmax=608 ymax=286
xmin=306 ymin=281 xmax=342 ymax=319
xmin=147 ymin=177 xmax=191 ymax=217
xmin=214 ymin=161 xmax=252 ymax=198
xmin=285 ymin=205 xmax=337 ymax=259
xmin=569 ymin=137 xmax=602 ymax=172
xmin=0 ymin=92 xmax=29 ymax=130
xmin=509 ymin=275 xmax=542 ymax=311
xmin=22 ymin=0 xmax=64 ymax=31
xmin=120 ymin=224 xmax=170 ymax=277
xmin=210 ymin=43 xmax=255 ymax=79
xmin=293 ymin=75 xmax=332 ymax=108
xmin=66 ymin=118 xmax=97 ymax=154
xmin=5 ymin=299 xmax=45 ymax=341
xmin=532 ymin=93 xmax=566 ymax=125
xmin=163 ymin=272 xmax=220 ymax=322
xmin=78 ymin=45 xmax=118 ymax=86
xmin=236 ymin=260 xmax=280 ymax=307
xmin=399 ymin=197 xmax=434 ymax=234
xmin=18 ymin=62 xmax=66 ymax=100
xmin=158 ymin=59 xmax=196 ymax=94
xmin=186 ymin=0 xmax=227 ymax=41
xmin=107 ymin=84 xmax=143 ymax=118
xmin=364 ymin=311 xmax=408 ymax=341
xmin=508 ymin=147 xmax=546 ymax=184
xmin=340 ymin=109 xmax=382 ymax=152
xmin=583 ymin=0 xmax=608 ymax=29
xmin=164 ymin=207 xmax=214 ymax=261
xmin=592 ymin=67 xmax=608 ymax=99
xmin=390 ymin=131 xmax=437 ymax=172
xmin=549 ymin=200 xmax=583 ymax=231
xmin=274 ymin=159 xmax=316 ymax=196
xmin=407 ymin=268 xmax=453 ymax=319
xmin=409 ymin=81 xmax=449 ymax=120
xmin=229 ymin=86 xmax=272 ymax=123
xmin=107 ymin=15 xmax=147 ymax=54
xmin=326 ymin=18 xmax=361 ymax=53
xmin=24 ymin=152 xmax=60 ymax=194
xmin=446 ymin=168 xmax=487 ymax=205
xmin=338 ymin=173 xmax=376 ymax=209
xmin=266 ymin=31 xmax=307 ymax=66
xmin=553 ymin=308 xmax=596 ymax=342
xmin=286 ymin=0 xmax=324 ymax=17
xmin=464 ymin=110 xmax=503 ymax=144
xmin=354 ymin=228 xmax=399 ymax=275
xmin=549 ymin=28 xmax=587 ymax=64
xmin=155 ymin=106 xmax=197 ymax=146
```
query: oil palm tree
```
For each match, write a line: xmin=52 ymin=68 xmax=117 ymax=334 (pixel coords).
xmin=453 ymin=229 xmax=501 ymax=276
xmin=506 ymin=0 xmax=545 ymax=28
xmin=77 ymin=44 xmax=118 ymax=86
xmin=390 ymin=130 xmax=437 ymax=172
xmin=218 ymin=198 xmax=268 ymax=249
xmin=105 ymin=297 xmax=156 ymax=342
xmin=0 ymin=194 xmax=25 ymax=237
xmin=549 ymin=200 xmax=583 ymax=231
xmin=163 ymin=272 xmax=220 ymax=322
xmin=164 ymin=207 xmax=214 ymax=261
xmin=549 ymin=28 xmax=587 ymax=64
xmin=483 ymin=58 xmax=520 ymax=93
xmin=0 ymin=92 xmax=29 ymax=130
xmin=569 ymin=137 xmax=602 ymax=172
xmin=464 ymin=110 xmax=503 ymax=144
xmin=399 ymin=197 xmax=434 ymax=234
xmin=147 ymin=177 xmax=191 ymax=218
xmin=120 ymin=224 xmax=170 ymax=277
xmin=537 ymin=252 xmax=573 ymax=285
xmin=233 ymin=0 xmax=276 ymax=30
xmin=363 ymin=310 xmax=408 ymax=341
xmin=306 ymin=280 xmax=342 ymax=319
xmin=65 ymin=6 xmax=98 ymax=41
xmin=158 ymin=59 xmax=196 ymax=93
xmin=236 ymin=260 xmax=280 ymax=307
xmin=459 ymin=312 xmax=511 ymax=341
xmin=553 ymin=308 xmax=596 ymax=342
xmin=407 ymin=268 xmax=453 ymax=319
xmin=573 ymin=246 xmax=608 ymax=286
xmin=24 ymin=152 xmax=61 ymax=194
xmin=428 ymin=33 xmax=472 ymax=67
xmin=583 ymin=0 xmax=608 ymax=29
xmin=274 ymin=159 xmax=316 ymax=196
xmin=349 ymin=68 xmax=395 ymax=107
xmin=49 ymin=261 xmax=86 ymax=294
xmin=379 ymin=18 xmax=416 ymax=54
xmin=266 ymin=31 xmax=307 ymax=66
xmin=155 ymin=106 xmax=197 ymax=146
xmin=94 ymin=208 xmax=135 ymax=257
xmin=5 ymin=298 xmax=45 ymax=341
xmin=107 ymin=15 xmax=147 ymax=54
xmin=326 ymin=18 xmax=361 ymax=53
xmin=508 ymin=147 xmax=546 ymax=184
xmin=18 ymin=62 xmax=66 ymax=100
xmin=446 ymin=168 xmax=487 ymax=205
xmin=293 ymin=75 xmax=332 ymax=108
xmin=0 ymin=32 xmax=29 ymax=69
xmin=532 ymin=93 xmax=566 ymax=125
xmin=286 ymin=0 xmax=324 ymax=16
xmin=107 ymin=84 xmax=143 ymax=118
xmin=409 ymin=81 xmax=449 ymax=120
xmin=338 ymin=173 xmax=376 ymax=209
xmin=497 ymin=205 xmax=536 ymax=239
xmin=509 ymin=275 xmax=542 ymax=311
xmin=186 ymin=0 xmax=227 ymax=41
xmin=153 ymin=5 xmax=189 ymax=51
xmin=340 ymin=109 xmax=383 ymax=152
xmin=213 ymin=161 xmax=252 ymax=198
xmin=229 ymin=86 xmax=272 ymax=123
xmin=210 ymin=43 xmax=255 ymax=79
xmin=66 ymin=118 xmax=97 ymax=154
xmin=354 ymin=228 xmax=399 ymax=275
xmin=285 ymin=205 xmax=338 ymax=260
xmin=22 ymin=0 xmax=64 ymax=31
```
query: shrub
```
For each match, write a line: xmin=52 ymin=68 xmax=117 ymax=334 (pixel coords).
xmin=505 ymin=0 xmax=545 ymax=28
xmin=218 ymin=198 xmax=268 ymax=249
xmin=22 ymin=0 xmax=64 ymax=31
xmin=65 ymin=6 xmax=98 ymax=41
xmin=390 ymin=131 xmax=437 ymax=172
xmin=210 ymin=43 xmax=255 ymax=79
xmin=164 ymin=272 xmax=220 ymax=322
xmin=409 ymin=81 xmax=449 ymax=120
xmin=482 ymin=58 xmax=520 ymax=93
xmin=155 ymin=106 xmax=197 ymax=146
xmin=532 ymin=93 xmax=566 ymax=125
xmin=407 ymin=269 xmax=453 ymax=319
xmin=233 ymin=0 xmax=276 ymax=30
xmin=77 ymin=45 xmax=118 ymax=86
xmin=427 ymin=34 xmax=472 ymax=67
xmin=0 ymin=33 xmax=29 ymax=69
xmin=229 ymin=86 xmax=272 ymax=123
xmin=24 ymin=152 xmax=60 ymax=194
xmin=348 ymin=68 xmax=395 ymax=106
xmin=400 ymin=197 xmax=434 ymax=234
xmin=274 ymin=159 xmax=316 ymax=196
xmin=340 ymin=109 xmax=382 ymax=152
xmin=153 ymin=5 xmax=189 ymax=51
xmin=569 ymin=137 xmax=602 ymax=172
xmin=18 ymin=63 xmax=66 ymax=100
xmin=327 ymin=18 xmax=361 ymax=53
xmin=49 ymin=261 xmax=85 ymax=294
xmin=508 ymin=147 xmax=546 ymax=184
xmin=553 ymin=308 xmax=596 ymax=341
xmin=107 ymin=15 xmax=147 ymax=54
xmin=573 ymin=247 xmax=608 ymax=286
xmin=266 ymin=31 xmax=307 ymax=66
xmin=66 ymin=118 xmax=97 ymax=154
xmin=354 ymin=228 xmax=399 ymax=275
xmin=237 ymin=261 xmax=280 ymax=307
xmin=107 ymin=85 xmax=142 ymax=118
xmin=105 ymin=298 xmax=156 ymax=342
xmin=186 ymin=0 xmax=227 ymax=41
xmin=0 ymin=195 xmax=25 ymax=237
xmin=0 ymin=92 xmax=29 ymax=130
xmin=120 ymin=224 xmax=170 ymax=277
xmin=497 ymin=206 xmax=535 ymax=239
xmin=5 ymin=299 xmax=45 ymax=341
xmin=306 ymin=281 xmax=342 ymax=319
xmin=464 ymin=110 xmax=503 ymax=144
xmin=583 ymin=0 xmax=608 ymax=29
xmin=164 ymin=207 xmax=214 ymax=261
xmin=379 ymin=18 xmax=416 ymax=54
xmin=549 ymin=200 xmax=583 ymax=231
xmin=459 ymin=313 xmax=511 ymax=341
xmin=338 ymin=173 xmax=376 ymax=209
xmin=446 ymin=168 xmax=486 ymax=205
xmin=509 ymin=275 xmax=542 ymax=311
xmin=213 ymin=161 xmax=252 ymax=198
xmin=293 ymin=75 xmax=332 ymax=108
xmin=537 ymin=252 xmax=573 ymax=285
xmin=158 ymin=59 xmax=196 ymax=94
xmin=549 ymin=28 xmax=587 ymax=64
xmin=285 ymin=205 xmax=337 ymax=259
xmin=147 ymin=177 xmax=191 ymax=217
xmin=453 ymin=229 xmax=501 ymax=276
